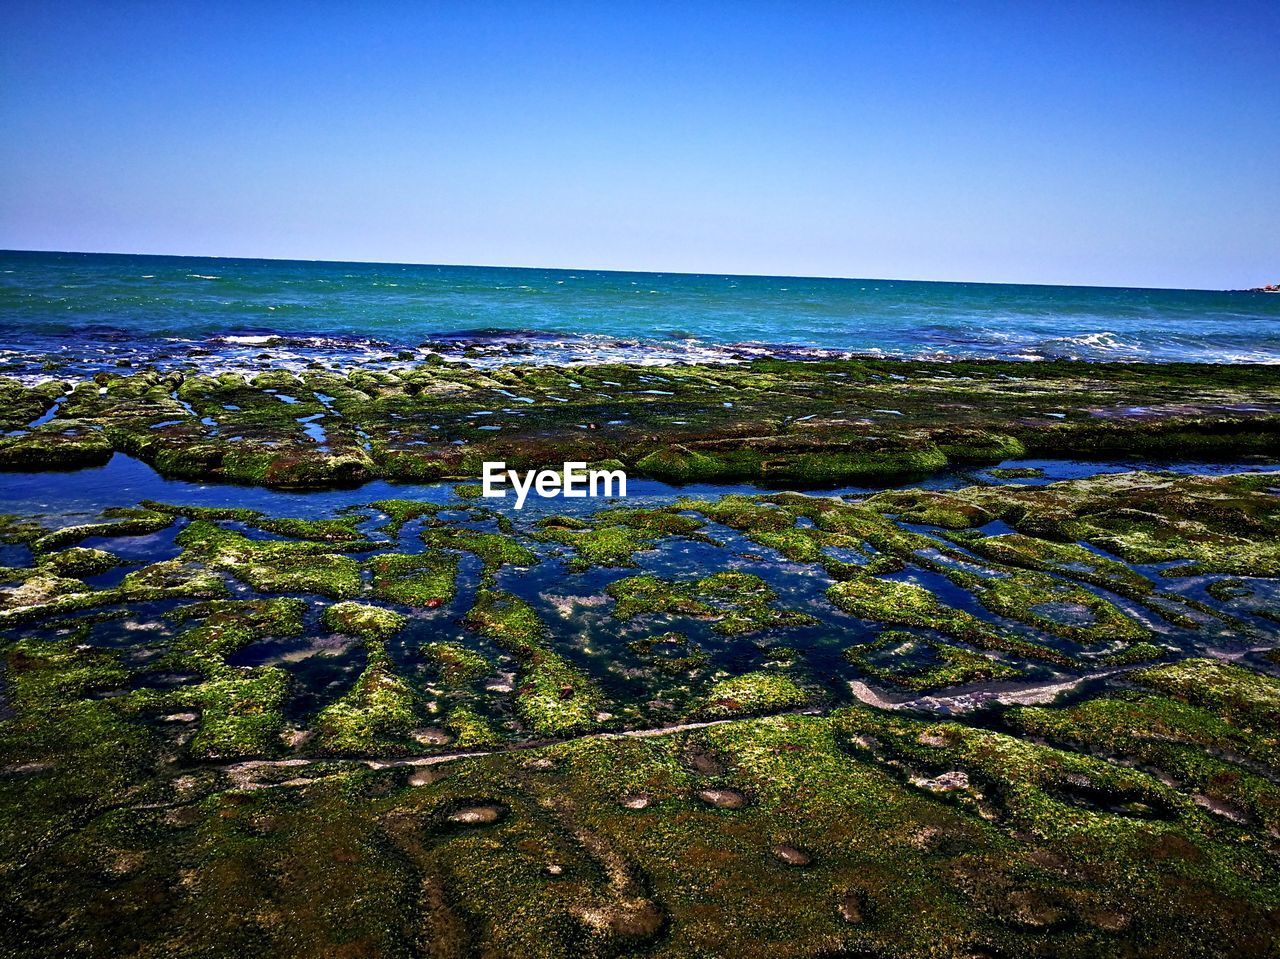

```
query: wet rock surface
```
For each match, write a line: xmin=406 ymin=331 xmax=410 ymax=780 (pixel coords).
xmin=0 ymin=357 xmax=1279 ymax=957
xmin=1 ymin=358 xmax=1277 ymax=488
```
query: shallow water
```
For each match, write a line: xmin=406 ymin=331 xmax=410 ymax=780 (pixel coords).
xmin=3 ymin=453 xmax=1277 ymax=740
xmin=3 ymin=452 xmax=1276 ymax=522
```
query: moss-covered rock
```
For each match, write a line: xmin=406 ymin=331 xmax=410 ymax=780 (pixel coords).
xmin=696 ymin=670 xmax=811 ymax=719
xmin=844 ymin=630 xmax=1024 ymax=690
xmin=607 ymin=571 xmax=816 ymax=636
xmin=465 ymin=589 xmax=605 ymax=736
xmin=423 ymin=641 xmax=491 ymax=686
xmin=312 ymin=655 xmax=425 ymax=756
xmin=366 ymin=552 xmax=457 ymax=607
xmin=9 ymin=359 xmax=1277 ymax=491
xmin=175 ymin=520 xmax=363 ymax=598
xmin=37 ymin=547 xmax=122 ymax=578
xmin=321 ymin=601 xmax=406 ymax=641
xmin=420 ymin=526 xmax=538 ymax=571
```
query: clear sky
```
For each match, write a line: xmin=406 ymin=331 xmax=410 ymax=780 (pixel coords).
xmin=1 ymin=1 xmax=1276 ymax=288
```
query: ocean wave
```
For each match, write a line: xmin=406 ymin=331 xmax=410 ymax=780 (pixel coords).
xmin=2 ymin=318 xmax=1279 ymax=386
xmin=216 ymin=334 xmax=280 ymax=346
xmin=34 ymin=300 xmax=1261 ymax=365
xmin=1026 ymin=330 xmax=1144 ymax=360
xmin=209 ymin=331 xmax=392 ymax=349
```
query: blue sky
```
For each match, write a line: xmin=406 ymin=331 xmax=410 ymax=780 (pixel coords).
xmin=1 ymin=1 xmax=1276 ymax=288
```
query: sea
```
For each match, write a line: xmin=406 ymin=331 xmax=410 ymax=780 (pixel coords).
xmin=2 ymin=249 xmax=1279 ymax=381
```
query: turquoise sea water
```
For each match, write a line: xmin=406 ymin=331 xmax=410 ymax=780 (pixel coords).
xmin=2 ymin=249 xmax=1278 ymax=377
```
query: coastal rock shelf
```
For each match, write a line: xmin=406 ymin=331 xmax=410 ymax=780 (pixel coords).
xmin=2 ymin=357 xmax=1279 ymax=486
xmin=2 ymin=466 xmax=1279 ymax=956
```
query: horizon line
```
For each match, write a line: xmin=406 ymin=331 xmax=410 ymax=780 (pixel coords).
xmin=0 ymin=246 xmax=1255 ymax=295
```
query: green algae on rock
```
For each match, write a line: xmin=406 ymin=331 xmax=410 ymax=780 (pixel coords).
xmin=2 ymin=358 xmax=1278 ymax=488
xmin=420 ymin=524 xmax=538 ymax=573
xmin=137 ymin=598 xmax=309 ymax=758
xmin=29 ymin=505 xmax=175 ymax=552
xmin=844 ymin=630 xmax=1024 ymax=691
xmin=536 ymin=506 xmax=708 ymax=571
xmin=366 ymin=551 xmax=457 ymax=607
xmin=873 ymin=470 xmax=1280 ymax=578
xmin=465 ymin=588 xmax=606 ymax=736
xmin=626 ymin=631 xmax=710 ymax=676
xmin=423 ymin=641 xmax=492 ymax=687
xmin=312 ymin=604 xmax=432 ymax=755
xmin=695 ymin=669 xmax=812 ymax=718
xmin=987 ymin=466 xmax=1047 ymax=479
xmin=827 ymin=574 xmax=1069 ymax=665
xmin=175 ymin=520 xmax=364 ymax=599
xmin=974 ymin=569 xmax=1150 ymax=645
xmin=9 ymin=699 xmax=1277 ymax=958
xmin=312 ymin=652 xmax=427 ymax=756
xmin=1131 ymin=657 xmax=1280 ymax=730
xmin=321 ymin=601 xmax=406 ymax=641
xmin=443 ymin=701 xmax=502 ymax=747
xmin=608 ymin=571 xmax=818 ymax=636
xmin=37 ymin=546 xmax=122 ymax=578
xmin=1007 ymin=681 xmax=1280 ymax=836
xmin=366 ymin=497 xmax=447 ymax=536
xmin=1 ymin=461 xmax=1280 ymax=956
xmin=0 ymin=556 xmax=227 ymax=628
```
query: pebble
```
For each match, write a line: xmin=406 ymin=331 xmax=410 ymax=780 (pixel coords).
xmin=772 ymin=843 xmax=811 ymax=866
xmin=411 ymin=728 xmax=452 ymax=746
xmin=447 ymin=804 xmax=503 ymax=826
xmin=911 ymin=770 xmax=970 ymax=793
xmin=696 ymin=788 xmax=747 ymax=809
xmin=838 ymin=890 xmax=866 ymax=924
xmin=407 ymin=767 xmax=447 ymax=787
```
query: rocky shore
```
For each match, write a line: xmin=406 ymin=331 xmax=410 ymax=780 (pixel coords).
xmin=1 ymin=357 xmax=1278 ymax=488
xmin=1 ymin=356 xmax=1279 ymax=957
